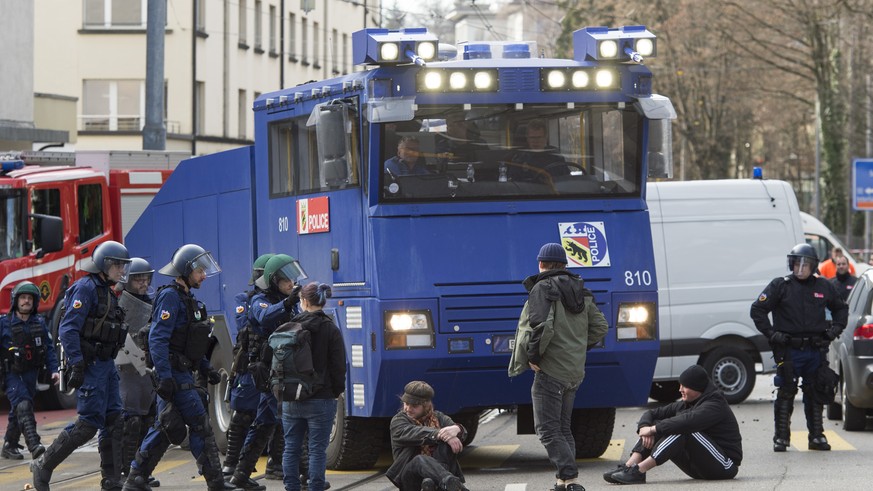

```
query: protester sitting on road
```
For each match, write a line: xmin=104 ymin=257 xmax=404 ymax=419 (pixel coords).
xmin=386 ymin=381 xmax=469 ymax=491
xmin=603 ymin=365 xmax=742 ymax=485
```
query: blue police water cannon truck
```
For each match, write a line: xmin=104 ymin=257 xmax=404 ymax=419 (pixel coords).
xmin=125 ymin=25 xmax=676 ymax=470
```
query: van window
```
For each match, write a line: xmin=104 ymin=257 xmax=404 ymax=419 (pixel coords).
xmin=78 ymin=183 xmax=104 ymax=244
xmin=805 ymin=234 xmax=832 ymax=264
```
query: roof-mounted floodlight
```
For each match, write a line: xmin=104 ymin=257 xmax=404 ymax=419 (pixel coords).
xmin=352 ymin=27 xmax=439 ymax=66
xmin=573 ymin=25 xmax=656 ymax=63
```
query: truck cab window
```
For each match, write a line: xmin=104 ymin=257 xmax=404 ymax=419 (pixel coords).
xmin=31 ymin=187 xmax=61 ymax=252
xmin=0 ymin=189 xmax=26 ymax=260
xmin=77 ymin=183 xmax=104 ymax=244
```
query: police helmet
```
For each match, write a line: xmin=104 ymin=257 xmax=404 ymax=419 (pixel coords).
xmin=158 ymin=244 xmax=221 ymax=278
xmin=123 ymin=257 xmax=155 ymax=294
xmin=255 ymin=254 xmax=308 ymax=290
xmin=82 ymin=241 xmax=132 ymax=283
xmin=249 ymin=253 xmax=275 ymax=285
xmin=11 ymin=281 xmax=41 ymax=313
xmin=787 ymin=243 xmax=819 ymax=271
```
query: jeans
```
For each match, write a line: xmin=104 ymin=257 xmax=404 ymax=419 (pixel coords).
xmin=281 ymin=398 xmax=337 ymax=491
xmin=531 ymin=370 xmax=579 ymax=480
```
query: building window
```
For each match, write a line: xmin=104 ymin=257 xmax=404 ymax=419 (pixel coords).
xmin=83 ymin=0 xmax=145 ymax=28
xmin=196 ymin=82 xmax=205 ymax=134
xmin=288 ymin=13 xmax=297 ymax=61
xmin=313 ymin=21 xmax=321 ymax=68
xmin=238 ymin=90 xmax=247 ymax=139
xmin=254 ymin=0 xmax=263 ymax=52
xmin=78 ymin=183 xmax=104 ymax=244
xmin=331 ymin=29 xmax=338 ymax=74
xmin=238 ymin=0 xmax=248 ymax=46
xmin=81 ymin=80 xmax=144 ymax=131
xmin=196 ymin=0 xmax=207 ymax=35
xmin=269 ymin=5 xmax=277 ymax=55
xmin=301 ymin=18 xmax=309 ymax=65
xmin=342 ymin=33 xmax=348 ymax=74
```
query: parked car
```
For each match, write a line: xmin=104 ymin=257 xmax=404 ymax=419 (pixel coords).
xmin=826 ymin=268 xmax=873 ymax=430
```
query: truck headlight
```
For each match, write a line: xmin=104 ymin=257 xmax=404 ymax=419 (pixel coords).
xmin=616 ymin=302 xmax=656 ymax=341
xmin=384 ymin=310 xmax=435 ymax=349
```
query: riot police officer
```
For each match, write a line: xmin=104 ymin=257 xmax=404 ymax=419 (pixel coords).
xmin=751 ymin=243 xmax=848 ymax=452
xmin=1 ymin=281 xmax=59 ymax=460
xmin=111 ymin=258 xmax=159 ymax=486
xmin=222 ymin=253 xmax=274 ymax=478
xmin=122 ymin=244 xmax=232 ymax=491
xmin=229 ymin=254 xmax=307 ymax=491
xmin=32 ymin=241 xmax=131 ymax=491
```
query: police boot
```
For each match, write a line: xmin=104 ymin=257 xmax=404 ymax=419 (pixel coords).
xmin=195 ymin=425 xmax=239 ymax=491
xmin=229 ymin=423 xmax=273 ymax=491
xmin=3 ymin=417 xmax=23 ymax=460
xmin=265 ymin=421 xmax=284 ymax=480
xmin=138 ymin=415 xmax=161 ymax=488
xmin=32 ymin=419 xmax=99 ymax=491
xmin=222 ymin=411 xmax=254 ymax=478
xmin=120 ymin=415 xmax=142 ymax=477
xmin=16 ymin=400 xmax=45 ymax=459
xmin=123 ymin=443 xmax=167 ymax=491
xmin=773 ymin=394 xmax=794 ymax=452
xmin=100 ymin=412 xmax=124 ymax=490
xmin=805 ymin=401 xmax=831 ymax=451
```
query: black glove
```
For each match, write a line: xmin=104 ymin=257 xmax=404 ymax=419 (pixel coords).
xmin=283 ymin=287 xmax=301 ymax=310
xmin=206 ymin=369 xmax=221 ymax=385
xmin=67 ymin=362 xmax=85 ymax=390
xmin=769 ymin=331 xmax=789 ymax=346
xmin=156 ymin=378 xmax=176 ymax=400
xmin=824 ymin=326 xmax=840 ymax=341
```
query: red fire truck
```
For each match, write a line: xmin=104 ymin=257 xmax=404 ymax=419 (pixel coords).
xmin=0 ymin=150 xmax=184 ymax=408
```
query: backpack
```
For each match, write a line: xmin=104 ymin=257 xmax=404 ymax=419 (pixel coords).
xmin=268 ymin=322 xmax=321 ymax=402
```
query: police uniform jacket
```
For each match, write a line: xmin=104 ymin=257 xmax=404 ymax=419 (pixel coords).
xmin=637 ymin=380 xmax=743 ymax=465
xmin=248 ymin=290 xmax=296 ymax=336
xmin=149 ymin=284 xmax=211 ymax=381
xmin=0 ymin=312 xmax=58 ymax=374
xmin=58 ymin=273 xmax=115 ymax=365
xmin=830 ymin=273 xmax=857 ymax=303
xmin=750 ymin=274 xmax=848 ymax=338
xmin=386 ymin=409 xmax=466 ymax=487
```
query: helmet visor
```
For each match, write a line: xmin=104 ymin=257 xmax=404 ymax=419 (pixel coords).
xmin=104 ymin=257 xmax=133 ymax=283
xmin=190 ymin=251 xmax=222 ymax=277
xmin=275 ymin=260 xmax=308 ymax=283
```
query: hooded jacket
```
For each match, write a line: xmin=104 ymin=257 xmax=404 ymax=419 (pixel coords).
xmin=508 ymin=269 xmax=608 ymax=385
xmin=637 ymin=381 xmax=743 ymax=465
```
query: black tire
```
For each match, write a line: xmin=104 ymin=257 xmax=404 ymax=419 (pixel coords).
xmin=208 ymin=349 xmax=232 ymax=454
xmin=571 ymin=407 xmax=615 ymax=458
xmin=842 ymin=377 xmax=866 ymax=431
xmin=827 ymin=370 xmax=842 ymax=420
xmin=40 ymin=289 xmax=78 ymax=410
xmin=649 ymin=381 xmax=680 ymax=403
xmin=701 ymin=347 xmax=755 ymax=404
xmin=450 ymin=411 xmax=481 ymax=446
xmin=326 ymin=393 xmax=387 ymax=470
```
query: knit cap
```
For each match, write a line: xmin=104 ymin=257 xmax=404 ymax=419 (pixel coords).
xmin=537 ymin=243 xmax=567 ymax=264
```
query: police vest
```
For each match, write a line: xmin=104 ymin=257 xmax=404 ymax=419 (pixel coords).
xmin=79 ymin=278 xmax=128 ymax=361
xmin=6 ymin=315 xmax=49 ymax=373
xmin=158 ymin=284 xmax=212 ymax=371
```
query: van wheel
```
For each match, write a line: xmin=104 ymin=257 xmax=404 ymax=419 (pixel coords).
xmin=450 ymin=411 xmax=481 ymax=446
xmin=649 ymin=381 xmax=680 ymax=402
xmin=571 ymin=407 xmax=615 ymax=458
xmin=842 ymin=378 xmax=866 ymax=431
xmin=701 ymin=348 xmax=755 ymax=404
xmin=326 ymin=393 xmax=386 ymax=470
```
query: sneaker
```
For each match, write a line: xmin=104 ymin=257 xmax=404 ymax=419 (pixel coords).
xmin=565 ymin=484 xmax=586 ymax=491
xmin=440 ymin=475 xmax=470 ymax=491
xmin=603 ymin=464 xmax=629 ymax=484
xmin=773 ymin=438 xmax=789 ymax=452
xmin=610 ymin=464 xmax=646 ymax=485
xmin=808 ymin=435 xmax=831 ymax=451
xmin=1 ymin=442 xmax=24 ymax=460
xmin=421 ymin=478 xmax=437 ymax=491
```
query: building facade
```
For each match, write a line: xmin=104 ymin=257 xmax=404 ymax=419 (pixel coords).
xmin=34 ymin=0 xmax=380 ymax=155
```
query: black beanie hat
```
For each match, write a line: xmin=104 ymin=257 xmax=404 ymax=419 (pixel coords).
xmin=679 ymin=365 xmax=709 ymax=392
xmin=537 ymin=243 xmax=567 ymax=264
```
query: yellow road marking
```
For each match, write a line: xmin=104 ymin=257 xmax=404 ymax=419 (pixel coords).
xmin=791 ymin=430 xmax=855 ymax=451
xmin=579 ymin=439 xmax=625 ymax=462
xmin=0 ymin=462 xmax=73 ymax=488
xmin=461 ymin=444 xmax=519 ymax=468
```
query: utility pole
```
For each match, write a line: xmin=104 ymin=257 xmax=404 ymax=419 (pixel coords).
xmin=143 ymin=0 xmax=167 ymax=150
xmin=865 ymin=74 xmax=873 ymax=261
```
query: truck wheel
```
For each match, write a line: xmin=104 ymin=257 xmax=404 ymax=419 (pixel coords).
xmin=842 ymin=378 xmax=866 ymax=431
xmin=649 ymin=381 xmax=680 ymax=403
xmin=208 ymin=346 xmax=232 ymax=454
xmin=450 ymin=411 xmax=481 ymax=446
xmin=702 ymin=347 xmax=755 ymax=404
xmin=326 ymin=393 xmax=386 ymax=470
xmin=571 ymin=407 xmax=615 ymax=458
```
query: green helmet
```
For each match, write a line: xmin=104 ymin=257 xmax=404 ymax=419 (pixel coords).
xmin=256 ymin=254 xmax=308 ymax=290
xmin=11 ymin=281 xmax=41 ymax=313
xmin=250 ymin=253 xmax=275 ymax=285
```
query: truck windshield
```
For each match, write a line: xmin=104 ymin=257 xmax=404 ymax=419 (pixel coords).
xmin=380 ymin=104 xmax=643 ymax=202
xmin=0 ymin=189 xmax=26 ymax=261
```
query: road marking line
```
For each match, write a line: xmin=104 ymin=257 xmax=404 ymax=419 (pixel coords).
xmin=505 ymin=484 xmax=527 ymax=491
xmin=579 ymin=439 xmax=625 ymax=462
xmin=1 ymin=463 xmax=73 ymax=487
xmin=791 ymin=430 xmax=854 ymax=451
xmin=461 ymin=444 xmax=519 ymax=468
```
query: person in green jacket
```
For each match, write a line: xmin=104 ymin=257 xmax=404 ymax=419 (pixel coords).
xmin=508 ymin=242 xmax=609 ymax=491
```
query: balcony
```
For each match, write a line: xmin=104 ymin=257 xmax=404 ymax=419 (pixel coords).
xmin=79 ymin=116 xmax=181 ymax=133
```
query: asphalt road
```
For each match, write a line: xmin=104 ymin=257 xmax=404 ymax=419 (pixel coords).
xmin=1 ymin=374 xmax=870 ymax=490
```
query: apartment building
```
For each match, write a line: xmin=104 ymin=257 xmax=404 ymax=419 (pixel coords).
xmin=33 ymin=0 xmax=380 ymax=155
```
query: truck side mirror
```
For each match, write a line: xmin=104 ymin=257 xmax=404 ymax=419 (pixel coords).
xmin=31 ymin=214 xmax=63 ymax=256
xmin=647 ymin=119 xmax=673 ymax=180
xmin=316 ymin=104 xmax=351 ymax=187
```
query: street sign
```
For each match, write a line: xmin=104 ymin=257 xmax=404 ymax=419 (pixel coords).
xmin=852 ymin=158 xmax=873 ymax=211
